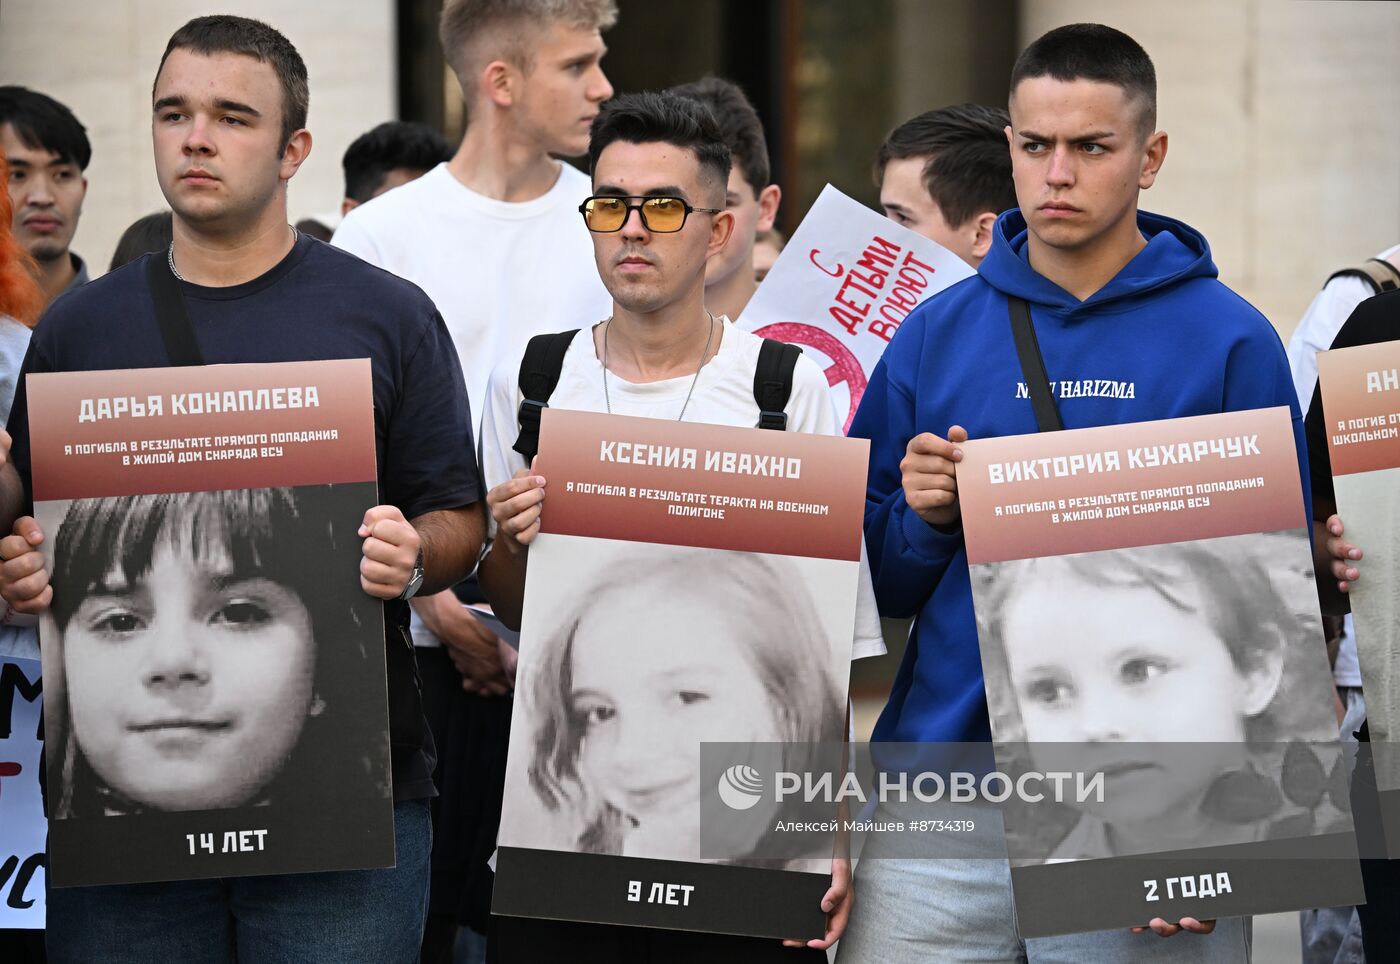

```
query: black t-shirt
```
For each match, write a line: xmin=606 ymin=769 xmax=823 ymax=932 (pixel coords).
xmin=1306 ymin=287 xmax=1400 ymax=516
xmin=7 ymin=235 xmax=481 ymax=801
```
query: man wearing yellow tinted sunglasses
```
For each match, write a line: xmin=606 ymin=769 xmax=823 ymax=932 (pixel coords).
xmin=476 ymin=90 xmax=887 ymax=962
xmin=578 ymin=194 xmax=721 ymax=234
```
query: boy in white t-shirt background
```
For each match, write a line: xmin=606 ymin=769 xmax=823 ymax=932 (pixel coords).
xmin=331 ymin=1 xmax=618 ymax=959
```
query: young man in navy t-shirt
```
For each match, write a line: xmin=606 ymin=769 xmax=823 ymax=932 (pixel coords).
xmin=0 ymin=16 xmax=482 ymax=962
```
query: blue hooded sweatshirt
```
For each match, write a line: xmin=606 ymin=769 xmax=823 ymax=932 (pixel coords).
xmin=851 ymin=209 xmax=1311 ymax=746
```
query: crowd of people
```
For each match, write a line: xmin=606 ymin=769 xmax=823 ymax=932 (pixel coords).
xmin=0 ymin=1 xmax=1396 ymax=962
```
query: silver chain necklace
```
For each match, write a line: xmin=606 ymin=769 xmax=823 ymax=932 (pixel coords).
xmin=602 ymin=311 xmax=716 ymax=421
xmin=167 ymin=224 xmax=299 ymax=281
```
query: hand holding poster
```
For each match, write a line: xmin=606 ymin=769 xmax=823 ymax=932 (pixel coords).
xmin=1318 ymin=341 xmax=1400 ymax=849
xmin=26 ymin=359 xmax=394 ymax=887
xmin=0 ymin=657 xmax=45 ymax=926
xmin=492 ymin=408 xmax=869 ymax=940
xmin=735 ymin=184 xmax=975 ymax=431
xmin=958 ymin=407 xmax=1363 ymax=936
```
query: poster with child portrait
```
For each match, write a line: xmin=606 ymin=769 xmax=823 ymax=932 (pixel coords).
xmin=1318 ymin=341 xmax=1400 ymax=853
xmin=492 ymin=409 xmax=869 ymax=940
xmin=27 ymin=359 xmax=394 ymax=886
xmin=960 ymin=407 xmax=1364 ymax=937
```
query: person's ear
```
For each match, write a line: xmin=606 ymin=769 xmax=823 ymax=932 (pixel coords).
xmin=341 ymin=197 xmax=359 ymax=217
xmin=756 ymin=184 xmax=781 ymax=233
xmin=709 ymin=209 xmax=735 ymax=258
xmin=483 ymin=60 xmax=515 ymax=109
xmin=279 ymin=129 xmax=313 ymax=182
xmin=970 ymin=210 xmax=998 ymax=260
xmin=1139 ymin=130 xmax=1168 ymax=190
xmin=1240 ymin=646 xmax=1286 ymax=717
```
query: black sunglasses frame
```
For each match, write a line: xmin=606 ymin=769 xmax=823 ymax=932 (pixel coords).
xmin=578 ymin=195 xmax=722 ymax=233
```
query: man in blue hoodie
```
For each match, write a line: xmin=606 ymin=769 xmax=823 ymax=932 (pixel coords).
xmin=835 ymin=23 xmax=1306 ymax=963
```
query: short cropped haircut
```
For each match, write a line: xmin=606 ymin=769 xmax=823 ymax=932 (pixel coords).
xmin=874 ymin=104 xmax=1016 ymax=228
xmin=440 ymin=0 xmax=617 ymax=100
xmin=156 ymin=15 xmax=309 ymax=150
xmin=668 ymin=76 xmax=770 ymax=196
xmin=1010 ymin=23 xmax=1157 ymax=139
xmin=588 ymin=91 xmax=731 ymax=195
xmin=342 ymin=121 xmax=452 ymax=202
xmin=0 ymin=86 xmax=92 ymax=170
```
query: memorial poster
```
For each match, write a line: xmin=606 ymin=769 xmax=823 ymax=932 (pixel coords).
xmin=1318 ymin=341 xmax=1400 ymax=850
xmin=492 ymin=408 xmax=869 ymax=940
xmin=960 ymin=407 xmax=1364 ymax=936
xmin=28 ymin=359 xmax=394 ymax=886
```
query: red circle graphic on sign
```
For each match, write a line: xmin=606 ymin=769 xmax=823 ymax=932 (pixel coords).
xmin=753 ymin=322 xmax=868 ymax=433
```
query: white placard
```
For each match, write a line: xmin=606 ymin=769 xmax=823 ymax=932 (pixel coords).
xmin=1 ymin=657 xmax=46 ymax=927
xmin=736 ymin=184 xmax=975 ymax=431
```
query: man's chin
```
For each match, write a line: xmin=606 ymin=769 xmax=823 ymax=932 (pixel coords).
xmin=552 ymin=136 xmax=590 ymax=159
xmin=171 ymin=204 xmax=225 ymax=224
xmin=26 ymin=239 xmax=69 ymax=263
xmin=605 ymin=284 xmax=671 ymax=316
xmin=1028 ymin=221 xmax=1096 ymax=251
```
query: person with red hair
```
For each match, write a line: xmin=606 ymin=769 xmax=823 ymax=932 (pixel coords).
xmin=0 ymin=150 xmax=43 ymax=423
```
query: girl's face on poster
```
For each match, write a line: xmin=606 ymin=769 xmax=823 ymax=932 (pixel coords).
xmin=568 ymin=595 xmax=784 ymax=856
xmin=63 ymin=533 xmax=316 ymax=811
xmin=1001 ymin=577 xmax=1279 ymax=822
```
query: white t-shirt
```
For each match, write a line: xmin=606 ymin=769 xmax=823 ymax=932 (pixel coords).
xmin=479 ymin=321 xmax=887 ymax=661
xmin=332 ymin=161 xmax=613 ymax=434
xmin=333 ymin=160 xmax=612 ymax=649
xmin=1285 ymin=243 xmax=1400 ymax=688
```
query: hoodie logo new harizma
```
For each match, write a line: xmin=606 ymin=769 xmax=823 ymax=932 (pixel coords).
xmin=1015 ymin=379 xmax=1136 ymax=400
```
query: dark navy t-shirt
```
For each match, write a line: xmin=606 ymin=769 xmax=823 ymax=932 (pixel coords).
xmin=7 ymin=235 xmax=481 ymax=801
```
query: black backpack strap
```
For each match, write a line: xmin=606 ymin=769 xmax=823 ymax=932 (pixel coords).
xmin=1325 ymin=259 xmax=1400 ymax=295
xmin=1007 ymin=296 xmax=1063 ymax=433
xmin=146 ymin=252 xmax=205 ymax=366
xmin=512 ymin=329 xmax=579 ymax=460
xmin=753 ymin=338 xmax=802 ymax=431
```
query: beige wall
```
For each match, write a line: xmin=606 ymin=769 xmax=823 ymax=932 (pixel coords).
xmin=4 ymin=0 xmax=1397 ymax=329
xmin=0 ymin=0 xmax=395 ymax=277
xmin=1020 ymin=0 xmax=1400 ymax=341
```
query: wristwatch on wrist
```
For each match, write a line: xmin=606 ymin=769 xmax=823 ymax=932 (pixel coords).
xmin=399 ymin=548 xmax=425 ymax=600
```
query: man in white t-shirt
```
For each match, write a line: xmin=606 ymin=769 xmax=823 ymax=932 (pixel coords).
xmin=331 ymin=1 xmax=617 ymax=958
xmin=1287 ymin=242 xmax=1399 ymax=964
xmin=478 ymin=90 xmax=884 ymax=963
